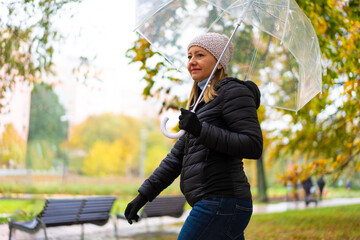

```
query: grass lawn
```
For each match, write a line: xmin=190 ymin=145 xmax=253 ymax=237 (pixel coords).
xmin=0 ymin=199 xmax=44 ymax=223
xmin=245 ymin=204 xmax=360 ymax=239
xmin=0 ymin=176 xmax=183 ymax=197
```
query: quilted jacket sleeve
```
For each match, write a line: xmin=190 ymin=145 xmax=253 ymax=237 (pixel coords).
xmin=196 ymin=81 xmax=263 ymax=159
xmin=138 ymin=136 xmax=184 ymax=201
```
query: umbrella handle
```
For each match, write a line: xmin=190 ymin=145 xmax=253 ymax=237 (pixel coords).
xmin=161 ymin=116 xmax=185 ymax=139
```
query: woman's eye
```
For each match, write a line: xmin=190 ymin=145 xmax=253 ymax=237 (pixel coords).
xmin=197 ymin=54 xmax=204 ymax=57
xmin=187 ymin=56 xmax=192 ymax=60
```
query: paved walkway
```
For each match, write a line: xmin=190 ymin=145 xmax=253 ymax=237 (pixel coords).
xmin=2 ymin=198 xmax=360 ymax=240
xmin=253 ymin=197 xmax=360 ymax=214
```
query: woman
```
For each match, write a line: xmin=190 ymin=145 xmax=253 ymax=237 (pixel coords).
xmin=125 ymin=33 xmax=263 ymax=240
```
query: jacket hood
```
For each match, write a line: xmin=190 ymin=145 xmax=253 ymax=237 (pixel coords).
xmin=217 ymin=78 xmax=261 ymax=109
xmin=242 ymin=80 xmax=261 ymax=109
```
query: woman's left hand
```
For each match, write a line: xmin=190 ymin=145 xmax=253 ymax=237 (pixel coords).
xmin=179 ymin=108 xmax=202 ymax=137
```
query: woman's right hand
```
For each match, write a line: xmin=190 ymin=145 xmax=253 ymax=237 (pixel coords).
xmin=124 ymin=193 xmax=147 ymax=224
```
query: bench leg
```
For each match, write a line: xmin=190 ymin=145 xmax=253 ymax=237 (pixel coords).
xmin=39 ymin=219 xmax=48 ymax=240
xmin=111 ymin=215 xmax=119 ymax=237
xmin=159 ymin=217 xmax=164 ymax=231
xmin=8 ymin=225 xmax=12 ymax=240
xmin=145 ymin=218 xmax=150 ymax=233
xmin=81 ymin=224 xmax=84 ymax=240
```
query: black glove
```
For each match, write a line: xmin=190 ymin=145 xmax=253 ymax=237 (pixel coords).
xmin=179 ymin=108 xmax=202 ymax=137
xmin=124 ymin=193 xmax=147 ymax=224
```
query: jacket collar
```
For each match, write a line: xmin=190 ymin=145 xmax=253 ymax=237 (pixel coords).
xmin=214 ymin=77 xmax=238 ymax=90
xmin=215 ymin=77 xmax=261 ymax=109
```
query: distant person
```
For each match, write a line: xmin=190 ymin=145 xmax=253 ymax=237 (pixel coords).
xmin=286 ymin=182 xmax=293 ymax=201
xmin=302 ymin=176 xmax=317 ymax=206
xmin=346 ymin=180 xmax=351 ymax=191
xmin=317 ymin=176 xmax=325 ymax=200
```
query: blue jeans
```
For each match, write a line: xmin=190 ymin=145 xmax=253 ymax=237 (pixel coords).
xmin=178 ymin=197 xmax=253 ymax=240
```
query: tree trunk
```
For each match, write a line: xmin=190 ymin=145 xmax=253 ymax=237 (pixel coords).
xmin=256 ymin=155 xmax=268 ymax=202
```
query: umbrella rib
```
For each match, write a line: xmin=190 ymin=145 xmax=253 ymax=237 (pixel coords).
xmin=203 ymin=0 xmax=231 ymax=15
xmin=246 ymin=33 xmax=260 ymax=80
xmin=250 ymin=3 xmax=262 ymax=24
xmin=308 ymin=36 xmax=316 ymax=62
xmin=253 ymin=4 xmax=286 ymax=24
xmin=281 ymin=0 xmax=291 ymax=44
xmin=253 ymin=1 xmax=289 ymax=9
xmin=229 ymin=0 xmax=252 ymax=9
xmin=134 ymin=0 xmax=175 ymax=31
xmin=207 ymin=10 xmax=227 ymax=32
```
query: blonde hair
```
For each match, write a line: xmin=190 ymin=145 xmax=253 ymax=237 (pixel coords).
xmin=187 ymin=68 xmax=227 ymax=109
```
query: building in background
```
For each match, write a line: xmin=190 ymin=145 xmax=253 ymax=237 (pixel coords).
xmin=0 ymin=82 xmax=31 ymax=141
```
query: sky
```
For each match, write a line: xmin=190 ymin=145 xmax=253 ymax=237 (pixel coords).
xmin=52 ymin=0 xmax=174 ymax=126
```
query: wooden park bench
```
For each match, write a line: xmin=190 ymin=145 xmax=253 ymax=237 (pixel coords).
xmin=8 ymin=196 xmax=116 ymax=240
xmin=115 ymin=195 xmax=186 ymax=233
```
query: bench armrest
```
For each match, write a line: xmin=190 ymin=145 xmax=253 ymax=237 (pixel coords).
xmin=8 ymin=209 xmax=30 ymax=222
xmin=116 ymin=213 xmax=126 ymax=220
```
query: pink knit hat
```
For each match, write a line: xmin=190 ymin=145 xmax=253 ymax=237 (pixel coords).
xmin=188 ymin=32 xmax=234 ymax=73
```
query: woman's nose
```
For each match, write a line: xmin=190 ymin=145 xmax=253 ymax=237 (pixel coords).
xmin=188 ymin=57 xmax=195 ymax=65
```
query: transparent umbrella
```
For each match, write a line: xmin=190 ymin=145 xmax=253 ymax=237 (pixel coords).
xmin=135 ymin=0 xmax=322 ymax=138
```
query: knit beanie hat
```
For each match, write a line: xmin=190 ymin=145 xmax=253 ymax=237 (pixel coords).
xmin=188 ymin=32 xmax=234 ymax=73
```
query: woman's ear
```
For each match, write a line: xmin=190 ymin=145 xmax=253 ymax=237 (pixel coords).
xmin=217 ymin=64 xmax=223 ymax=70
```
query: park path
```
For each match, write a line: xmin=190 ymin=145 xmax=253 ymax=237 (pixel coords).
xmin=253 ymin=197 xmax=360 ymax=213
xmin=1 ymin=197 xmax=360 ymax=240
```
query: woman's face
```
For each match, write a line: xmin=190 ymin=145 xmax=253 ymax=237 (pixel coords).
xmin=187 ymin=46 xmax=219 ymax=82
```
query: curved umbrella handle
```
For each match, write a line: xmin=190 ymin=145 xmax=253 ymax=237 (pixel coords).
xmin=161 ymin=116 xmax=185 ymax=139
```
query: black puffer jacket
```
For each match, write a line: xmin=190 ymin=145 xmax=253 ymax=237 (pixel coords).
xmin=139 ymin=78 xmax=263 ymax=206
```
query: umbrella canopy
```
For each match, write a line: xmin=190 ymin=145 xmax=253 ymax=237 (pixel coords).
xmin=135 ymin=0 xmax=322 ymax=112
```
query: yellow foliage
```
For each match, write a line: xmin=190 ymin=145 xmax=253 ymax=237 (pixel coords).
xmin=144 ymin=145 xmax=168 ymax=176
xmin=316 ymin=17 xmax=328 ymax=34
xmin=0 ymin=124 xmax=26 ymax=167
xmin=336 ymin=154 xmax=346 ymax=164
xmin=83 ymin=140 xmax=131 ymax=177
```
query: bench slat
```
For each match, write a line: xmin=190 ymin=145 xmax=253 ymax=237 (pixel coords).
xmin=81 ymin=208 xmax=112 ymax=214
xmin=41 ymin=207 xmax=82 ymax=217
xmin=142 ymin=196 xmax=186 ymax=218
xmin=42 ymin=216 xmax=78 ymax=225
xmin=79 ymin=213 xmax=109 ymax=221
